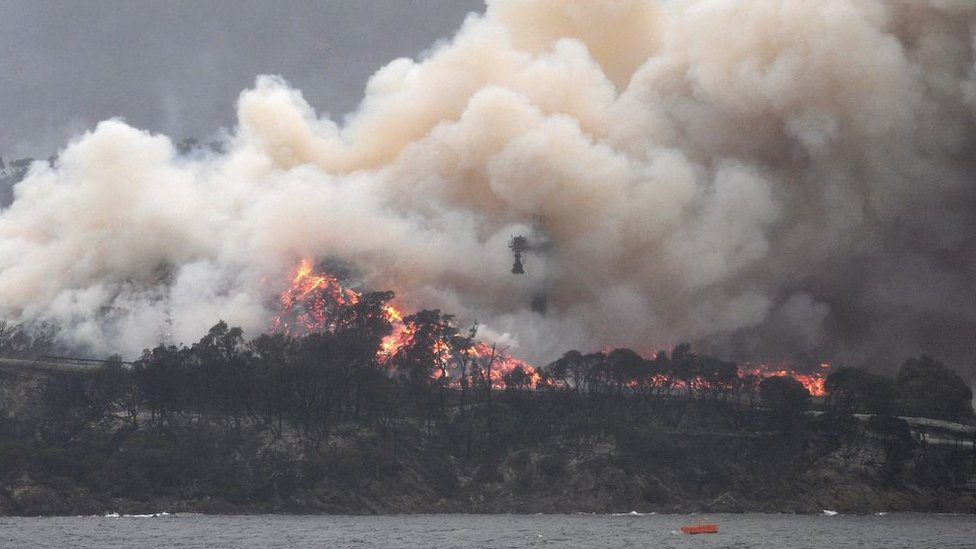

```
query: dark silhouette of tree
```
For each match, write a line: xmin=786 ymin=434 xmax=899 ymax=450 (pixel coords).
xmin=470 ymin=342 xmax=501 ymax=416
xmin=545 ymin=350 xmax=587 ymax=404
xmin=332 ymin=291 xmax=395 ymax=422
xmin=605 ymin=348 xmax=645 ymax=399
xmin=190 ymin=321 xmax=250 ymax=427
xmin=133 ymin=344 xmax=192 ymax=432
xmin=450 ymin=323 xmax=478 ymax=418
xmin=665 ymin=343 xmax=738 ymax=401
xmin=735 ymin=373 xmax=762 ymax=424
xmin=248 ymin=333 xmax=295 ymax=438
xmin=866 ymin=414 xmax=914 ymax=482
xmin=94 ymin=355 xmax=140 ymax=428
xmin=283 ymin=332 xmax=344 ymax=447
xmin=671 ymin=342 xmax=698 ymax=390
xmin=695 ymin=356 xmax=738 ymax=401
xmin=580 ymin=352 xmax=609 ymax=399
xmin=760 ymin=375 xmax=810 ymax=432
xmin=39 ymin=373 xmax=115 ymax=444
xmin=647 ymin=350 xmax=674 ymax=397
xmin=394 ymin=309 xmax=458 ymax=418
xmin=503 ymin=365 xmax=532 ymax=392
xmin=825 ymin=366 xmax=894 ymax=416
xmin=895 ymin=355 xmax=973 ymax=421
xmin=395 ymin=310 xmax=452 ymax=385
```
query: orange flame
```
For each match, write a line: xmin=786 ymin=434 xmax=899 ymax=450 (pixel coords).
xmin=272 ymin=260 xmax=823 ymax=395
xmin=270 ymin=258 xmax=358 ymax=336
xmin=272 ymin=259 xmax=539 ymax=387
xmin=738 ymin=361 xmax=830 ymax=396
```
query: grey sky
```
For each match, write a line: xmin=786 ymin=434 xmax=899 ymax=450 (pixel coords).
xmin=0 ymin=0 xmax=485 ymax=158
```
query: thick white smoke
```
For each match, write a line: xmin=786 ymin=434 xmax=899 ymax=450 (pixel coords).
xmin=1 ymin=0 xmax=974 ymax=374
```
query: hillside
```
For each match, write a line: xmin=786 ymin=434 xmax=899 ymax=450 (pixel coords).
xmin=1 ymin=365 xmax=973 ymax=517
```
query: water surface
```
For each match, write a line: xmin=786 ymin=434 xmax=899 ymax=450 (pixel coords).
xmin=1 ymin=512 xmax=973 ymax=548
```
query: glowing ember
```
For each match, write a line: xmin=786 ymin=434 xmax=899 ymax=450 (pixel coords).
xmin=468 ymin=341 xmax=542 ymax=388
xmin=270 ymin=258 xmax=359 ymax=336
xmin=272 ymin=258 xmax=539 ymax=387
xmin=272 ymin=260 xmax=823 ymax=395
xmin=377 ymin=307 xmax=409 ymax=358
xmin=738 ymin=361 xmax=830 ymax=397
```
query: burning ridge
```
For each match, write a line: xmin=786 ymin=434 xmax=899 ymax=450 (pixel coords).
xmin=271 ymin=259 xmax=826 ymax=395
xmin=271 ymin=258 xmax=540 ymax=388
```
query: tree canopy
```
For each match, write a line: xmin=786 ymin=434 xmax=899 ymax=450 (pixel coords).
xmin=895 ymin=355 xmax=973 ymax=421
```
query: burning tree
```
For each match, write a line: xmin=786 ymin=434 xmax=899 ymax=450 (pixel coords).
xmin=393 ymin=309 xmax=457 ymax=418
xmin=271 ymin=258 xmax=540 ymax=392
xmin=268 ymin=258 xmax=835 ymax=428
xmin=270 ymin=259 xmax=359 ymax=336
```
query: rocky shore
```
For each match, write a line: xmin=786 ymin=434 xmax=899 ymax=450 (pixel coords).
xmin=1 ymin=414 xmax=973 ymax=517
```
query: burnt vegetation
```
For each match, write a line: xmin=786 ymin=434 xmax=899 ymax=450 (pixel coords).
xmin=0 ymin=291 xmax=974 ymax=515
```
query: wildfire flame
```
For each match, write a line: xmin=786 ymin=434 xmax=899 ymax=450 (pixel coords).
xmin=270 ymin=258 xmax=358 ymax=336
xmin=739 ymin=361 xmax=830 ymax=397
xmin=272 ymin=259 xmax=540 ymax=388
xmin=272 ymin=259 xmax=823 ymax=395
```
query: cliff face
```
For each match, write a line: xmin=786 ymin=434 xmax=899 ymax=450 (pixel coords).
xmin=1 ymin=415 xmax=973 ymax=516
xmin=450 ymin=423 xmax=976 ymax=515
xmin=1 ymin=369 xmax=973 ymax=516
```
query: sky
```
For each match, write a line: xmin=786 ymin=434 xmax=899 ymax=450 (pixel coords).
xmin=0 ymin=0 xmax=485 ymax=158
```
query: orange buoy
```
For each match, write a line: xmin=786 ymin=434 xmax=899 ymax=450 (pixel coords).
xmin=680 ymin=524 xmax=719 ymax=534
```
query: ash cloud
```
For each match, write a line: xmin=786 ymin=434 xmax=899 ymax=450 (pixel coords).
xmin=0 ymin=0 xmax=974 ymax=377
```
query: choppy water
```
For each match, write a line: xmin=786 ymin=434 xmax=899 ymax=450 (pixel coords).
xmin=1 ymin=512 xmax=973 ymax=548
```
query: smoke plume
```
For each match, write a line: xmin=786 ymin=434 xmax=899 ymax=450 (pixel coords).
xmin=1 ymin=0 xmax=974 ymax=375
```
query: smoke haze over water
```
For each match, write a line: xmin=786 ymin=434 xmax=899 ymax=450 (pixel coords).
xmin=0 ymin=0 xmax=974 ymax=376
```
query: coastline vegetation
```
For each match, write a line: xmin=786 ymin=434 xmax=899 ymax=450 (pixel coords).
xmin=0 ymin=296 xmax=973 ymax=516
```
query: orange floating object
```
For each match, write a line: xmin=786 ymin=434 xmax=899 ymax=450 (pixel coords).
xmin=681 ymin=524 xmax=719 ymax=534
